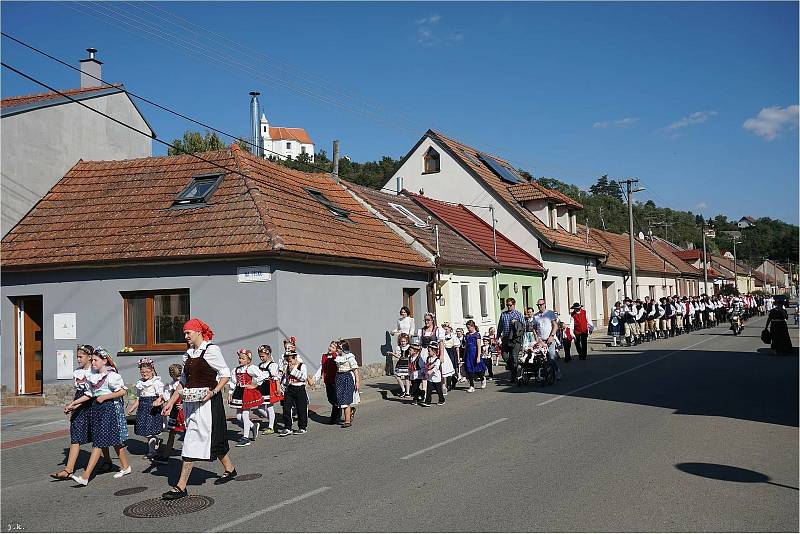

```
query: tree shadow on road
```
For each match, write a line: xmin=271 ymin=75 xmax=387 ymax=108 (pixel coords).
xmin=494 ymin=348 xmax=799 ymax=427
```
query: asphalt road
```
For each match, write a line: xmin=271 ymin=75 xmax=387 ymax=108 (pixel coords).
xmin=2 ymin=315 xmax=797 ymax=532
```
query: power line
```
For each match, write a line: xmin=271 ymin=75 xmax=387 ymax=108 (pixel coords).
xmin=0 ymin=61 xmax=446 ymax=236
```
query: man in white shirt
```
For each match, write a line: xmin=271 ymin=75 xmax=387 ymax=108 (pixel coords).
xmin=532 ymin=299 xmax=561 ymax=380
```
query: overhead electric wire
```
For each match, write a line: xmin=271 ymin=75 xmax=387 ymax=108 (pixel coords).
xmin=65 ymin=1 xmax=615 ymax=186
xmin=0 ymin=61 xmax=452 ymax=237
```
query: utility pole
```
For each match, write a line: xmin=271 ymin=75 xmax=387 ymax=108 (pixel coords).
xmin=331 ymin=139 xmax=340 ymax=183
xmin=702 ymin=227 xmax=708 ymax=294
xmin=621 ymin=178 xmax=644 ymax=299
xmin=731 ymin=235 xmax=742 ymax=294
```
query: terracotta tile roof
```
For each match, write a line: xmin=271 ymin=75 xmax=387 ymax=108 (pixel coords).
xmin=1 ymin=146 xmax=432 ymax=270
xmin=342 ymin=183 xmax=498 ymax=270
xmin=268 ymin=127 xmax=313 ymax=144
xmin=647 ymin=239 xmax=702 ymax=277
xmin=407 ymin=193 xmax=545 ymax=272
xmin=507 ymin=182 xmax=583 ymax=209
xmin=589 ymin=228 xmax=680 ymax=275
xmin=675 ymin=249 xmax=703 ymax=261
xmin=427 ymin=130 xmax=604 ymax=257
xmin=0 ymin=84 xmax=122 ymax=109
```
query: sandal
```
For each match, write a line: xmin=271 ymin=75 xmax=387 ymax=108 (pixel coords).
xmin=350 ymin=407 xmax=357 ymax=422
xmin=50 ymin=469 xmax=73 ymax=480
xmin=342 ymin=422 xmax=352 ymax=428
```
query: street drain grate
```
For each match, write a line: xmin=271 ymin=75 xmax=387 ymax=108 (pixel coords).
xmin=235 ymin=473 xmax=262 ymax=481
xmin=123 ymin=495 xmax=214 ymax=518
xmin=114 ymin=486 xmax=148 ymax=496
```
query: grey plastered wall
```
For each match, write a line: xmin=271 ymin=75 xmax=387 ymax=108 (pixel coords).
xmin=1 ymin=258 xmax=429 ymax=393
xmin=1 ymin=92 xmax=152 ymax=236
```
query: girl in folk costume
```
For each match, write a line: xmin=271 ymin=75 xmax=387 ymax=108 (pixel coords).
xmin=160 ymin=319 xmax=238 ymax=500
xmin=153 ymin=364 xmax=185 ymax=464
xmin=277 ymin=349 xmax=309 ymax=436
xmin=442 ymin=323 xmax=460 ymax=391
xmin=487 ymin=327 xmax=499 ymax=369
xmin=417 ymin=313 xmax=453 ymax=394
xmin=481 ymin=334 xmax=494 ymax=379
xmin=66 ymin=348 xmax=132 ymax=485
xmin=335 ymin=339 xmax=361 ymax=428
xmin=390 ymin=333 xmax=412 ymax=398
xmin=50 ymin=344 xmax=113 ymax=480
xmin=127 ymin=358 xmax=165 ymax=460
xmin=556 ymin=321 xmax=574 ymax=362
xmin=279 ymin=336 xmax=308 ymax=424
xmin=314 ymin=341 xmax=342 ymax=424
xmin=607 ymin=301 xmax=623 ymax=347
xmin=406 ymin=340 xmax=427 ymax=404
xmin=421 ymin=340 xmax=445 ymax=406
xmin=229 ymin=348 xmax=264 ymax=447
xmin=254 ymin=345 xmax=281 ymax=435
xmin=463 ymin=320 xmax=486 ymax=392
xmin=455 ymin=327 xmax=467 ymax=383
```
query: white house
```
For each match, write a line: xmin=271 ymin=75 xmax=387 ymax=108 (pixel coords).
xmin=0 ymin=48 xmax=153 ymax=236
xmin=384 ymin=129 xmax=622 ymax=325
xmin=260 ymin=114 xmax=314 ymax=162
xmin=737 ymin=216 xmax=757 ymax=229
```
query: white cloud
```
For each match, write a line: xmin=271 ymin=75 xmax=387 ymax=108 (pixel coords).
xmin=695 ymin=201 xmax=708 ymax=209
xmin=742 ymin=105 xmax=799 ymax=141
xmin=667 ymin=111 xmax=718 ymax=130
xmin=415 ymin=14 xmax=462 ymax=46
xmin=593 ymin=117 xmax=638 ymax=129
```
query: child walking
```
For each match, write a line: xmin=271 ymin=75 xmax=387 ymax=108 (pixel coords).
xmin=406 ymin=340 xmax=427 ymax=405
xmin=229 ymin=348 xmax=264 ymax=446
xmin=126 ymin=358 xmax=165 ymax=460
xmin=556 ymin=321 xmax=573 ymax=362
xmin=422 ymin=340 xmax=445 ymax=406
xmin=488 ymin=327 xmax=499 ymax=369
xmin=391 ymin=333 xmax=412 ymax=398
xmin=253 ymin=345 xmax=281 ymax=434
xmin=482 ymin=334 xmax=494 ymax=379
xmin=153 ymin=364 xmax=184 ymax=464
xmin=278 ymin=349 xmax=308 ymax=436
xmin=67 ymin=347 xmax=131 ymax=485
xmin=463 ymin=320 xmax=486 ymax=392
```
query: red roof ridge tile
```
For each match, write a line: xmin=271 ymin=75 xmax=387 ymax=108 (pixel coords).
xmin=0 ymin=84 xmax=124 ymax=108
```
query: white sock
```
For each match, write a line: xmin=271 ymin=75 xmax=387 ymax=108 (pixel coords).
xmin=148 ymin=437 xmax=157 ymax=456
xmin=241 ymin=410 xmax=252 ymax=437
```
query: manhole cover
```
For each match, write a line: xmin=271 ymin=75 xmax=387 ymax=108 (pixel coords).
xmin=235 ymin=473 xmax=262 ymax=481
xmin=123 ymin=495 xmax=214 ymax=518
xmin=114 ymin=486 xmax=148 ymax=496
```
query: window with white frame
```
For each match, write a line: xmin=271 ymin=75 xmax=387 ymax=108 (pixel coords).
xmin=460 ymin=284 xmax=472 ymax=319
xmin=388 ymin=203 xmax=428 ymax=228
xmin=479 ymin=283 xmax=489 ymax=318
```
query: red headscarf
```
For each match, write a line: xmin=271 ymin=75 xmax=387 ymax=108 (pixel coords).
xmin=183 ymin=318 xmax=214 ymax=341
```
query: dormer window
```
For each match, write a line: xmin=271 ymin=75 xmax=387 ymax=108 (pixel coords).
xmin=305 ymin=187 xmax=350 ymax=220
xmin=548 ymin=203 xmax=557 ymax=229
xmin=568 ymin=210 xmax=576 ymax=234
xmin=172 ymin=173 xmax=224 ymax=207
xmin=423 ymin=147 xmax=440 ymax=174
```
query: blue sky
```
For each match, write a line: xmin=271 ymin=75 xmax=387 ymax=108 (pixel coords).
xmin=2 ymin=1 xmax=798 ymax=224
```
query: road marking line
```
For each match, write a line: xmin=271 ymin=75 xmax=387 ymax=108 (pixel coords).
xmin=399 ymin=418 xmax=508 ymax=460
xmin=537 ymin=335 xmax=719 ymax=407
xmin=208 ymin=486 xmax=331 ymax=532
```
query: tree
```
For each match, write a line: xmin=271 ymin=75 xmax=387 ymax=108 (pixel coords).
xmin=168 ymin=130 xmax=227 ymax=155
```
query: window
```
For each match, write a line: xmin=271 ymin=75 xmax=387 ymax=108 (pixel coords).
xmin=286 ymin=142 xmax=292 ymax=149
xmin=549 ymin=203 xmax=557 ymax=229
xmin=479 ymin=283 xmax=489 ymax=318
xmin=578 ymin=278 xmax=584 ymax=304
xmin=173 ymin=173 xmax=224 ymax=207
xmin=649 ymin=286 xmax=656 ymax=299
xmin=551 ymin=277 xmax=560 ymax=312
xmin=460 ymin=284 xmax=472 ymax=319
xmin=566 ymin=277 xmax=574 ymax=306
xmin=402 ymin=288 xmax=418 ymax=317
xmin=477 ymin=153 xmax=524 ymax=184
xmin=498 ymin=284 xmax=508 ymax=311
xmin=522 ymin=285 xmax=531 ymax=310
xmin=389 ymin=202 xmax=428 ymax=227
xmin=423 ymin=147 xmax=440 ymax=173
xmin=301 ymin=146 xmax=307 ymax=154
xmin=123 ymin=290 xmax=189 ymax=351
xmin=305 ymin=188 xmax=350 ymax=220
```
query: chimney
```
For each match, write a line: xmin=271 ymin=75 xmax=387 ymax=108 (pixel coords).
xmin=249 ymin=92 xmax=263 ymax=158
xmin=79 ymin=48 xmax=102 ymax=88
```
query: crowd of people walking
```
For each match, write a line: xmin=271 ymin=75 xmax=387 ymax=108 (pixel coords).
xmin=49 ymin=294 xmax=793 ymax=498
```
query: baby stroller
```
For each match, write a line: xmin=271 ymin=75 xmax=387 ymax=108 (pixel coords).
xmin=516 ymin=345 xmax=555 ymax=386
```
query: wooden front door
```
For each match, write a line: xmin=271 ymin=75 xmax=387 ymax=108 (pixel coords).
xmin=17 ymin=297 xmax=43 ymax=395
xmin=602 ymin=282 xmax=611 ymax=326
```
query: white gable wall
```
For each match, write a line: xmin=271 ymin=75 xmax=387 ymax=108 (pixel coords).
xmin=388 ymin=137 xmax=542 ymax=261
